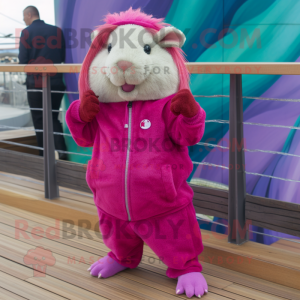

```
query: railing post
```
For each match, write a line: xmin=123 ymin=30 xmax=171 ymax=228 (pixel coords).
xmin=228 ymin=74 xmax=247 ymax=244
xmin=43 ymin=73 xmax=59 ymax=199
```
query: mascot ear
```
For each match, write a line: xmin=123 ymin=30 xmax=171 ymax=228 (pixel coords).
xmin=154 ymin=26 xmax=186 ymax=48
xmin=91 ymin=29 xmax=99 ymax=42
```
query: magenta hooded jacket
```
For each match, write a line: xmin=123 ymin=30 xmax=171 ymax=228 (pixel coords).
xmin=66 ymin=93 xmax=206 ymax=221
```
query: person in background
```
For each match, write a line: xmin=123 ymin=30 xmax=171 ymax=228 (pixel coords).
xmin=19 ymin=5 xmax=67 ymax=159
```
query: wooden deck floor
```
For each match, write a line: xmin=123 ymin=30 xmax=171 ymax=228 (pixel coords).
xmin=0 ymin=128 xmax=38 ymax=156
xmin=0 ymin=203 xmax=300 ymax=300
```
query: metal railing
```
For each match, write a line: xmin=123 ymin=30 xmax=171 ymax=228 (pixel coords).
xmin=1 ymin=62 xmax=300 ymax=245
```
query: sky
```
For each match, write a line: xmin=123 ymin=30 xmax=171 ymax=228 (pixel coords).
xmin=0 ymin=0 xmax=55 ymax=50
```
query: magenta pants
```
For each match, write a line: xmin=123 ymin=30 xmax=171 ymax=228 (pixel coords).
xmin=96 ymin=201 xmax=203 ymax=278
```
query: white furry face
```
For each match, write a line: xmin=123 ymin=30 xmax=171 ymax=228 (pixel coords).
xmin=88 ymin=25 xmax=181 ymax=102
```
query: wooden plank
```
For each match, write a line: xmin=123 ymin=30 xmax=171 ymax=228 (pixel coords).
xmin=186 ymin=62 xmax=300 ymax=75
xmin=193 ymin=199 xmax=228 ymax=214
xmin=193 ymin=192 xmax=228 ymax=206
xmin=0 ymin=135 xmax=39 ymax=155
xmin=0 ymin=155 xmax=41 ymax=168
xmin=27 ymin=276 xmax=108 ymax=300
xmin=0 ymin=245 xmax=105 ymax=300
xmin=193 ymin=206 xmax=228 ymax=219
xmin=0 ymin=270 xmax=65 ymax=300
xmin=0 ymin=148 xmax=41 ymax=162
xmin=201 ymin=230 xmax=300 ymax=271
xmin=0 ymin=157 xmax=43 ymax=173
xmin=190 ymin=184 xmax=228 ymax=198
xmin=3 ymin=62 xmax=300 ymax=75
xmin=247 ymin=210 xmax=300 ymax=230
xmin=0 ymin=166 xmax=43 ymax=182
xmin=0 ymin=202 xmax=100 ymax=242
xmin=224 ymin=283 xmax=288 ymax=300
xmin=0 ymin=147 xmax=38 ymax=156
xmin=0 ymin=150 xmax=43 ymax=177
xmin=246 ymin=194 xmax=300 ymax=213
xmin=0 ymin=64 xmax=82 ymax=73
xmin=56 ymin=160 xmax=87 ymax=172
xmin=203 ymin=263 xmax=300 ymax=300
xmin=56 ymin=165 xmax=87 ymax=180
xmin=0 ymin=185 xmax=99 ymax=231
xmin=0 ymin=182 xmax=96 ymax=217
xmin=56 ymin=161 xmax=90 ymax=193
xmin=250 ymin=220 xmax=300 ymax=239
xmin=58 ymin=187 xmax=93 ymax=205
xmin=117 ymin=268 xmax=242 ymax=300
xmin=246 ymin=202 xmax=300 ymax=220
xmin=0 ymin=286 xmax=27 ymax=299
xmin=207 ymin=287 xmax=251 ymax=300
xmin=0 ymin=128 xmax=35 ymax=140
xmin=0 ymin=149 xmax=40 ymax=162
xmin=0 ymin=172 xmax=94 ymax=205
xmin=200 ymin=245 xmax=300 ymax=292
xmin=0 ymin=257 xmax=34 ymax=280
xmin=270 ymin=240 xmax=300 ymax=254
xmin=56 ymin=172 xmax=89 ymax=189
xmin=58 ymin=181 xmax=91 ymax=194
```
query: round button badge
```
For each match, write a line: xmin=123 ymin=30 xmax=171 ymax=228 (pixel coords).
xmin=140 ymin=119 xmax=151 ymax=129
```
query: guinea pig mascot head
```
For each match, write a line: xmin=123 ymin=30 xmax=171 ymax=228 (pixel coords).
xmin=79 ymin=7 xmax=190 ymax=103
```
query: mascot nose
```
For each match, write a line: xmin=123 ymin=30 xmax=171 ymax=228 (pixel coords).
xmin=117 ymin=60 xmax=133 ymax=71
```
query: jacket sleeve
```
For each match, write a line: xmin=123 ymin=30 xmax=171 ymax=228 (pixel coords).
xmin=18 ymin=29 xmax=29 ymax=64
xmin=66 ymin=100 xmax=99 ymax=147
xmin=163 ymin=98 xmax=206 ymax=146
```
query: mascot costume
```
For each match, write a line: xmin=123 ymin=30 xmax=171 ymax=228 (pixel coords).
xmin=66 ymin=7 xmax=207 ymax=298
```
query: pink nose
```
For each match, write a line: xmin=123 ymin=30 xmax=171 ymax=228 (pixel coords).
xmin=117 ymin=60 xmax=133 ymax=71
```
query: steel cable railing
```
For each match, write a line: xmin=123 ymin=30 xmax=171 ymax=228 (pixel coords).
xmin=1 ymin=69 xmax=300 ymax=244
xmin=2 ymin=96 xmax=300 ymax=182
xmin=0 ymin=139 xmax=92 ymax=157
xmin=249 ymin=230 xmax=300 ymax=244
xmin=4 ymin=89 xmax=300 ymax=102
xmin=2 ymin=89 xmax=79 ymax=94
xmin=196 ymin=216 xmax=228 ymax=228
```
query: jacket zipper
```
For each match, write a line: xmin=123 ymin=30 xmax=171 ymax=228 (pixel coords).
xmin=125 ymin=101 xmax=132 ymax=221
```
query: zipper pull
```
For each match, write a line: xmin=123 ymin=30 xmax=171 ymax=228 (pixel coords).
xmin=127 ymin=101 xmax=132 ymax=108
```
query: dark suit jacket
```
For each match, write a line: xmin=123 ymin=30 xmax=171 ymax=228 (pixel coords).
xmin=18 ymin=19 xmax=66 ymax=88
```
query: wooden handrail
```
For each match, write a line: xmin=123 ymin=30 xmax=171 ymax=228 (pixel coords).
xmin=0 ymin=64 xmax=82 ymax=73
xmin=1 ymin=62 xmax=300 ymax=75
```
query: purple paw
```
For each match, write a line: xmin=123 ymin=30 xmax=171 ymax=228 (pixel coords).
xmin=88 ymin=255 xmax=127 ymax=278
xmin=176 ymin=272 xmax=208 ymax=298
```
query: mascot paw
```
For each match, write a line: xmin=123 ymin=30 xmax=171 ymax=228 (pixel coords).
xmin=170 ymin=89 xmax=200 ymax=118
xmin=88 ymin=255 xmax=128 ymax=278
xmin=79 ymin=90 xmax=100 ymax=123
xmin=176 ymin=272 xmax=208 ymax=298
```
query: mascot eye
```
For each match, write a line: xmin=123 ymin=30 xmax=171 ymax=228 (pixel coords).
xmin=108 ymin=43 xmax=112 ymax=53
xmin=144 ymin=44 xmax=151 ymax=55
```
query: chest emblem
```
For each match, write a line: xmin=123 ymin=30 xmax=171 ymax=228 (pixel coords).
xmin=140 ymin=119 xmax=151 ymax=129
